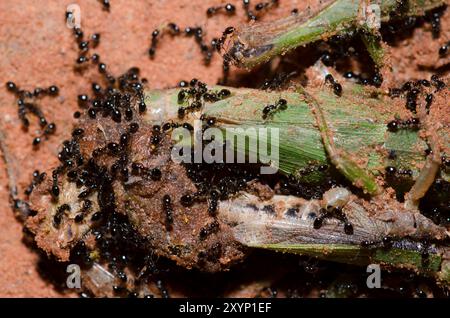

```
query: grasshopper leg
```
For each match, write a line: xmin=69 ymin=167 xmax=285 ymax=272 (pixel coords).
xmin=297 ymin=87 xmax=381 ymax=196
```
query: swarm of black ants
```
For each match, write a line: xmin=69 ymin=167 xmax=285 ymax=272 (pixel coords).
xmin=3 ymin=1 xmax=449 ymax=298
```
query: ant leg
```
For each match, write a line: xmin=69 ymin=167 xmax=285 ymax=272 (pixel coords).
xmin=297 ymin=86 xmax=380 ymax=196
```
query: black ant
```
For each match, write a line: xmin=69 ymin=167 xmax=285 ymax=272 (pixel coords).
xmin=371 ymin=72 xmax=383 ymax=88
xmin=262 ymin=98 xmax=287 ymax=120
xmin=387 ymin=117 xmax=420 ymax=132
xmin=343 ymin=71 xmax=358 ymax=80
xmin=5 ymin=81 xmax=58 ymax=146
xmin=313 ymin=207 xmax=353 ymax=235
xmin=208 ymin=190 xmax=220 ymax=216
xmin=388 ymin=87 xmax=402 ymax=98
xmin=382 ymin=236 xmax=393 ymax=248
xmin=203 ymin=88 xmax=231 ymax=102
xmin=360 ymin=240 xmax=377 ymax=248
xmin=161 ymin=122 xmax=180 ymax=132
xmin=388 ymin=77 xmax=440 ymax=114
xmin=219 ymin=54 xmax=231 ymax=85
xmin=360 ymin=236 xmax=395 ymax=249
xmin=199 ymin=220 xmax=220 ymax=240
xmin=187 ymin=27 xmax=211 ymax=63
xmin=204 ymin=242 xmax=223 ymax=262
xmin=279 ymin=174 xmax=334 ymax=200
xmin=431 ymin=74 xmax=445 ymax=91
xmin=162 ymin=195 xmax=173 ymax=231
xmin=177 ymin=79 xmax=225 ymax=118
xmin=261 ymin=72 xmax=296 ymax=90
xmin=178 ymin=80 xmax=188 ymax=88
xmin=297 ymin=163 xmax=328 ymax=176
xmin=425 ymin=8 xmax=444 ymax=39
xmin=180 ymin=194 xmax=194 ymax=207
xmin=321 ymin=51 xmax=334 ymax=66
xmin=218 ymin=88 xmax=231 ymax=99
xmin=156 ymin=280 xmax=170 ymax=298
xmin=215 ymin=26 xmax=235 ymax=52
xmin=405 ymin=89 xmax=419 ymax=113
xmin=53 ymin=203 xmax=70 ymax=228
xmin=150 ymin=24 xmax=213 ymax=65
xmin=385 ymin=166 xmax=397 ymax=175
xmin=400 ymin=169 xmax=413 ymax=177
xmin=32 ymin=121 xmax=57 ymax=147
xmin=24 ymin=170 xmax=46 ymax=196
xmin=325 ymin=74 xmax=342 ymax=97
xmin=71 ymin=26 xmax=114 ymax=85
xmin=439 ymin=41 xmax=449 ymax=57
xmin=148 ymin=22 xmax=180 ymax=58
xmin=150 ymin=126 xmax=162 ymax=152
xmin=423 ymin=93 xmax=434 ymax=113
xmin=178 ymin=89 xmax=187 ymax=104
xmin=99 ymin=0 xmax=110 ymax=11
xmin=78 ymin=94 xmax=89 ymax=107
xmin=206 ymin=3 xmax=236 ymax=16
xmin=73 ymin=110 xmax=81 ymax=119
xmin=254 ymin=0 xmax=279 ymax=13
xmin=346 ymin=71 xmax=382 ymax=88
xmin=91 ymin=33 xmax=101 ymax=47
xmin=215 ymin=26 xmax=235 ymax=84
xmin=243 ymin=0 xmax=257 ymax=21
xmin=441 ymin=155 xmax=450 ymax=169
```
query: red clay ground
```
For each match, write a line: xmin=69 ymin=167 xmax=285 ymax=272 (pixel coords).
xmin=0 ymin=0 xmax=448 ymax=297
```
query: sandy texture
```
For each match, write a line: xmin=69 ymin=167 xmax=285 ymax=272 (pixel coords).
xmin=0 ymin=0 xmax=448 ymax=297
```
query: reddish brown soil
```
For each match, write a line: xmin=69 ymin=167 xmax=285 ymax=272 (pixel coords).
xmin=0 ymin=0 xmax=448 ymax=297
